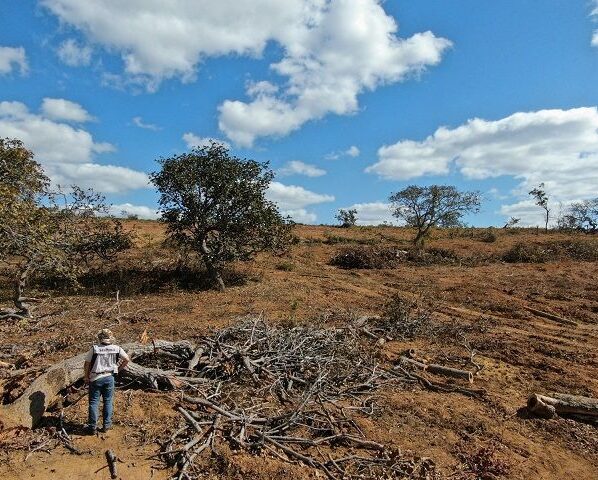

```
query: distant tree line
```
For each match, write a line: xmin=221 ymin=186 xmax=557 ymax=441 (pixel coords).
xmin=1 ymin=136 xmax=596 ymax=306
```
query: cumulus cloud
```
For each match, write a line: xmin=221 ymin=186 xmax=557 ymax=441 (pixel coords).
xmin=0 ymin=100 xmax=148 ymax=193
xmin=279 ymin=160 xmax=326 ymax=177
xmin=367 ymin=107 xmax=598 ymax=225
xmin=41 ymin=1 xmax=450 ymax=144
xmin=0 ymin=46 xmax=28 ymax=75
xmin=325 ymin=145 xmax=360 ymax=160
xmin=267 ymin=181 xmax=334 ymax=210
xmin=41 ymin=98 xmax=94 ymax=123
xmin=57 ymin=38 xmax=92 ymax=66
xmin=266 ymin=181 xmax=334 ymax=223
xmin=340 ymin=202 xmax=395 ymax=225
xmin=182 ymin=132 xmax=230 ymax=150
xmin=132 ymin=116 xmax=161 ymax=131
xmin=281 ymin=209 xmax=318 ymax=224
xmin=109 ymin=203 xmax=158 ymax=219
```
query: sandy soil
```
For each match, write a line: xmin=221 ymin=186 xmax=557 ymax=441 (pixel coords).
xmin=1 ymin=223 xmax=597 ymax=479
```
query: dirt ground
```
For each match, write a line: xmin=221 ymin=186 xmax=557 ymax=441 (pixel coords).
xmin=1 ymin=223 xmax=597 ymax=479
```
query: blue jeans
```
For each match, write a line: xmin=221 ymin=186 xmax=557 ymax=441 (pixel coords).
xmin=88 ymin=375 xmax=115 ymax=429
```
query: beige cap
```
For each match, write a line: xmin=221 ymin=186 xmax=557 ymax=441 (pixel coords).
xmin=97 ymin=328 xmax=115 ymax=345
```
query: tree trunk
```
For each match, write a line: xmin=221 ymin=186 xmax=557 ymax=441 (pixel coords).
xmin=413 ymin=230 xmax=426 ymax=249
xmin=201 ymin=238 xmax=225 ymax=291
xmin=0 ymin=340 xmax=195 ymax=429
xmin=527 ymin=393 xmax=598 ymax=419
xmin=14 ymin=264 xmax=34 ymax=317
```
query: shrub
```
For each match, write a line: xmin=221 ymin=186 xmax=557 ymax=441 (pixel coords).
xmin=502 ymin=242 xmax=555 ymax=263
xmin=329 ymin=246 xmax=401 ymax=269
xmin=276 ymin=261 xmax=296 ymax=272
xmin=502 ymin=240 xmax=598 ymax=263
xmin=379 ymin=294 xmax=433 ymax=340
xmin=477 ymin=228 xmax=497 ymax=243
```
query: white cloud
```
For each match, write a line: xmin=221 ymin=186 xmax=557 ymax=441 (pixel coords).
xmin=326 ymin=145 xmax=360 ymax=160
xmin=0 ymin=46 xmax=28 ymax=75
xmin=132 ymin=116 xmax=161 ymax=131
xmin=41 ymin=1 xmax=450 ymax=144
xmin=41 ymin=98 xmax=94 ymax=123
xmin=340 ymin=202 xmax=395 ymax=225
xmin=499 ymin=200 xmax=548 ymax=227
xmin=0 ymin=100 xmax=148 ymax=193
xmin=367 ymin=107 xmax=598 ymax=225
xmin=267 ymin=181 xmax=334 ymax=210
xmin=279 ymin=160 xmax=326 ymax=177
xmin=182 ymin=132 xmax=230 ymax=150
xmin=266 ymin=181 xmax=333 ymax=223
xmin=281 ymin=209 xmax=318 ymax=224
xmin=109 ymin=203 xmax=158 ymax=219
xmin=57 ymin=38 xmax=92 ymax=66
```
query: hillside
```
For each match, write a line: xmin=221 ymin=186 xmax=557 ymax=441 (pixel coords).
xmin=1 ymin=223 xmax=597 ymax=479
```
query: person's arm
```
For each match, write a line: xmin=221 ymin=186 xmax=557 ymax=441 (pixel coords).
xmin=118 ymin=348 xmax=130 ymax=372
xmin=83 ymin=361 xmax=91 ymax=384
xmin=83 ymin=348 xmax=93 ymax=384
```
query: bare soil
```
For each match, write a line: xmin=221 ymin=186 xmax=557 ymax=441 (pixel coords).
xmin=1 ymin=223 xmax=597 ymax=479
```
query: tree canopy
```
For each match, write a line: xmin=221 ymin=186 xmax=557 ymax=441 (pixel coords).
xmin=0 ymin=138 xmax=132 ymax=319
xmin=389 ymin=185 xmax=481 ymax=247
xmin=150 ymin=142 xmax=292 ymax=290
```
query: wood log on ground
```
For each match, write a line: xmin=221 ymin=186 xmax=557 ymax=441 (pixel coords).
xmin=105 ymin=449 xmax=118 ymax=479
xmin=398 ymin=356 xmax=474 ymax=383
xmin=527 ymin=393 xmax=598 ymax=419
xmin=0 ymin=340 xmax=194 ymax=429
xmin=523 ymin=306 xmax=578 ymax=327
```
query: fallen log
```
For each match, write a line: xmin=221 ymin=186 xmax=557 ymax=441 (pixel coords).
xmin=398 ymin=356 xmax=474 ymax=383
xmin=523 ymin=306 xmax=577 ymax=327
xmin=105 ymin=449 xmax=118 ymax=479
xmin=527 ymin=393 xmax=598 ymax=419
xmin=0 ymin=340 xmax=194 ymax=429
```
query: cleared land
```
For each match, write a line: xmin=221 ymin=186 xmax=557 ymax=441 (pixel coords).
xmin=1 ymin=223 xmax=597 ymax=479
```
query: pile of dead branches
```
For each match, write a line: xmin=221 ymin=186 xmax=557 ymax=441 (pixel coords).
xmin=144 ymin=318 xmax=475 ymax=479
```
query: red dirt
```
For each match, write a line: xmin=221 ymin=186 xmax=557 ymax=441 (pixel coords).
xmin=1 ymin=223 xmax=597 ymax=479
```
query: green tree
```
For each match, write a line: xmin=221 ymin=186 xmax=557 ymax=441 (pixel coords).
xmin=0 ymin=138 xmax=132 ymax=319
xmin=389 ymin=185 xmax=481 ymax=248
xmin=150 ymin=142 xmax=292 ymax=291
xmin=335 ymin=208 xmax=358 ymax=228
xmin=529 ymin=183 xmax=550 ymax=232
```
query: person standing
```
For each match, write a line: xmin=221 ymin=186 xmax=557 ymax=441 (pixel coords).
xmin=83 ymin=329 xmax=129 ymax=434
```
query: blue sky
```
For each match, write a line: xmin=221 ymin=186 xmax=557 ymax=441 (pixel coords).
xmin=1 ymin=0 xmax=598 ymax=226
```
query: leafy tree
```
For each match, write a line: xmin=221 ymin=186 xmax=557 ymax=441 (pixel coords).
xmin=0 ymin=138 xmax=132 ymax=319
xmin=389 ymin=185 xmax=481 ymax=247
xmin=335 ymin=208 xmax=358 ymax=228
xmin=150 ymin=142 xmax=292 ymax=291
xmin=529 ymin=183 xmax=550 ymax=232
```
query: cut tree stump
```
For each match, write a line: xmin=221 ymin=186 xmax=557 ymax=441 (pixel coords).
xmin=527 ymin=393 xmax=598 ymax=419
xmin=0 ymin=340 xmax=194 ymax=429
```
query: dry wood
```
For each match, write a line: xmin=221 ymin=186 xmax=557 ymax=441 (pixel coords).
xmin=105 ymin=449 xmax=118 ymax=479
xmin=398 ymin=356 xmax=474 ymax=383
xmin=524 ymin=306 xmax=577 ymax=327
xmin=527 ymin=393 xmax=598 ymax=419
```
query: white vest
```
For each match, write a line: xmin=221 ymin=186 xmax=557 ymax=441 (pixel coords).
xmin=91 ymin=344 xmax=121 ymax=375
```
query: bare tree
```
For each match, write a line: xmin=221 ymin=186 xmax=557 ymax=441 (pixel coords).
xmin=529 ymin=183 xmax=550 ymax=232
xmin=150 ymin=142 xmax=292 ymax=291
xmin=559 ymin=198 xmax=598 ymax=233
xmin=389 ymin=185 xmax=481 ymax=248
xmin=503 ymin=217 xmax=521 ymax=229
xmin=0 ymin=138 xmax=132 ymax=320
